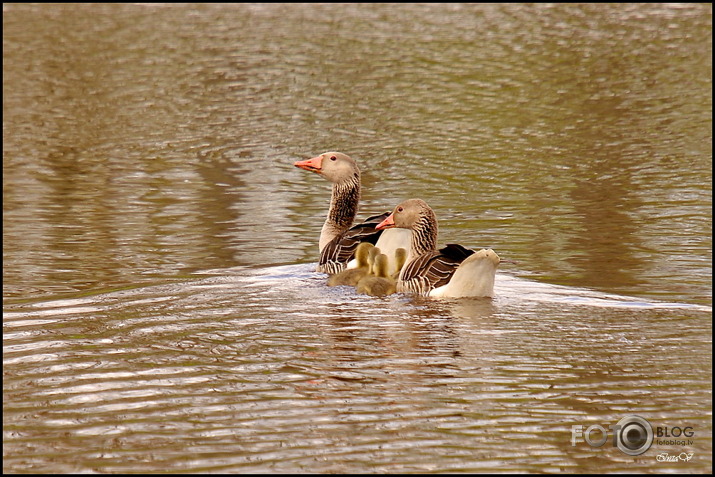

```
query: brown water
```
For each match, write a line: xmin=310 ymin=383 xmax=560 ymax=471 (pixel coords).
xmin=3 ymin=3 xmax=712 ymax=473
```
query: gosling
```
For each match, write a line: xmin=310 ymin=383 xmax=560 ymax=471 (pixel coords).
xmin=327 ymin=242 xmax=374 ymax=287
xmin=392 ymin=247 xmax=407 ymax=280
xmin=356 ymin=253 xmax=396 ymax=297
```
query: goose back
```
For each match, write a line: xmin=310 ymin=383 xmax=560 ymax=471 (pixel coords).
xmin=397 ymin=244 xmax=474 ymax=296
xmin=318 ymin=212 xmax=388 ymax=274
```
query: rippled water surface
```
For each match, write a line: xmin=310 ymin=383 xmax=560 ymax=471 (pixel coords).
xmin=3 ymin=3 xmax=712 ymax=474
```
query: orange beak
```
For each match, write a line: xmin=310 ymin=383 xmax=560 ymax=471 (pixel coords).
xmin=294 ymin=155 xmax=323 ymax=173
xmin=375 ymin=213 xmax=395 ymax=231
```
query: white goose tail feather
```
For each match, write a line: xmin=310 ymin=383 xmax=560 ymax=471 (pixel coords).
xmin=430 ymin=248 xmax=500 ymax=298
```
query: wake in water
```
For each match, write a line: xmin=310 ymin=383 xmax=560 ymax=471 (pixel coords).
xmin=226 ymin=263 xmax=713 ymax=313
xmin=6 ymin=263 xmax=710 ymax=321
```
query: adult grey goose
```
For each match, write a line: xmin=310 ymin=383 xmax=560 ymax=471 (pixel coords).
xmin=294 ymin=152 xmax=411 ymax=275
xmin=375 ymin=198 xmax=500 ymax=298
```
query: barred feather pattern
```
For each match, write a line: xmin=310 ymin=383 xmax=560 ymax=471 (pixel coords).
xmin=327 ymin=173 xmax=360 ymax=234
xmin=396 ymin=274 xmax=433 ymax=296
xmin=317 ymin=172 xmax=360 ymax=254
xmin=396 ymin=204 xmax=474 ymax=296
xmin=317 ymin=215 xmax=386 ymax=273
xmin=316 ymin=172 xmax=389 ymax=274
xmin=411 ymin=211 xmax=438 ymax=256
xmin=318 ymin=260 xmax=347 ymax=275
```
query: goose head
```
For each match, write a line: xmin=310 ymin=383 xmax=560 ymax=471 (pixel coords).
xmin=367 ymin=246 xmax=381 ymax=274
xmin=394 ymin=247 xmax=407 ymax=272
xmin=375 ymin=199 xmax=437 ymax=232
xmin=294 ymin=152 xmax=359 ymax=184
xmin=373 ymin=253 xmax=391 ymax=279
xmin=354 ymin=242 xmax=374 ymax=269
xmin=376 ymin=199 xmax=438 ymax=256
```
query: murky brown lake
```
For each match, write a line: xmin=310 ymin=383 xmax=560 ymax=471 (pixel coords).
xmin=3 ymin=3 xmax=711 ymax=473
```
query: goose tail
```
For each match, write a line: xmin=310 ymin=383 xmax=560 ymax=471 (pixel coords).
xmin=430 ymin=248 xmax=500 ymax=298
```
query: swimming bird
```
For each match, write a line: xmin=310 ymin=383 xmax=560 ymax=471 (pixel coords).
xmin=327 ymin=242 xmax=374 ymax=287
xmin=365 ymin=246 xmax=382 ymax=276
xmin=375 ymin=199 xmax=500 ymax=298
xmin=294 ymin=152 xmax=411 ymax=275
xmin=356 ymin=253 xmax=396 ymax=297
xmin=392 ymin=247 xmax=407 ymax=280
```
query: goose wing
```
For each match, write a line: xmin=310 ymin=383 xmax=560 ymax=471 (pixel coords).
xmin=318 ymin=212 xmax=390 ymax=272
xmin=400 ymin=244 xmax=475 ymax=291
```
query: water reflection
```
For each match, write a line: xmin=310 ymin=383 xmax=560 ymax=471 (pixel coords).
xmin=3 ymin=262 xmax=711 ymax=473
xmin=4 ymin=2 xmax=711 ymax=304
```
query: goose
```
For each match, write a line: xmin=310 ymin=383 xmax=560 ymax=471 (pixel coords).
xmin=356 ymin=253 xmax=397 ymax=297
xmin=340 ymin=245 xmax=382 ymax=287
xmin=366 ymin=245 xmax=382 ymax=276
xmin=327 ymin=242 xmax=374 ymax=287
xmin=375 ymin=199 xmax=500 ymax=298
xmin=294 ymin=152 xmax=411 ymax=275
xmin=392 ymin=247 xmax=408 ymax=280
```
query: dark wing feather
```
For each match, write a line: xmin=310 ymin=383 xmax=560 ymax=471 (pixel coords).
xmin=400 ymin=244 xmax=475 ymax=290
xmin=318 ymin=212 xmax=389 ymax=270
xmin=441 ymin=243 xmax=475 ymax=261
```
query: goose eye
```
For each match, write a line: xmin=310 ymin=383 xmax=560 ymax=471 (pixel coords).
xmin=397 ymin=207 xmax=403 ymax=213
xmin=330 ymin=155 xmax=337 ymax=161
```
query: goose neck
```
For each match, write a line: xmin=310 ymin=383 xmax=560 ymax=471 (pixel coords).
xmin=319 ymin=173 xmax=360 ymax=250
xmin=410 ymin=212 xmax=438 ymax=257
